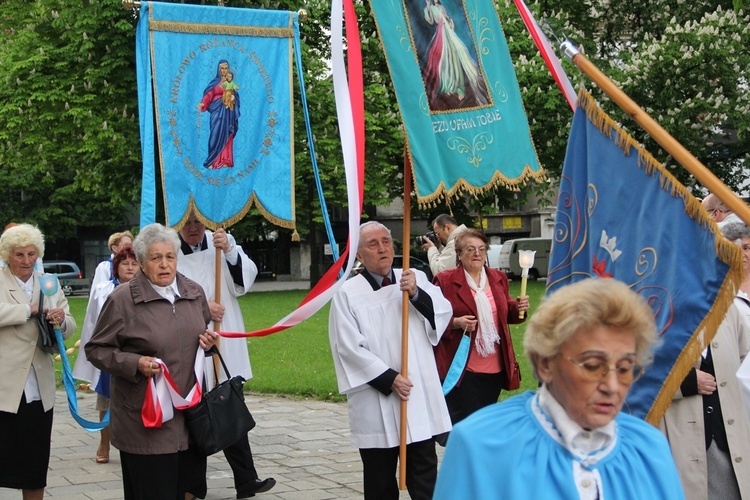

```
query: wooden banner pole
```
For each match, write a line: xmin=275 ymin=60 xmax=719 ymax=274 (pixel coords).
xmin=562 ymin=41 xmax=750 ymax=225
xmin=212 ymin=238 xmax=223 ymax=383
xmin=398 ymin=153 xmax=412 ymax=490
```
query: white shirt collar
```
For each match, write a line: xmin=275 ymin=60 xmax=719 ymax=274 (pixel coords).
xmin=14 ymin=274 xmax=34 ymax=301
xmin=536 ymin=384 xmax=616 ymax=460
xmin=149 ymin=279 xmax=180 ymax=303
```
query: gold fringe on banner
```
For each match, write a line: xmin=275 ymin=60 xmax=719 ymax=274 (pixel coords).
xmin=170 ymin=194 xmax=296 ymax=235
xmin=577 ymin=89 xmax=743 ymax=425
xmin=410 ymin=153 xmax=547 ymax=211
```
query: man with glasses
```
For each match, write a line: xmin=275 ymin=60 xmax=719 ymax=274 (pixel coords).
xmin=177 ymin=212 xmax=276 ymax=498
xmin=329 ymin=221 xmax=453 ymax=500
xmin=421 ymin=214 xmax=467 ymax=276
xmin=702 ymin=193 xmax=743 ymax=229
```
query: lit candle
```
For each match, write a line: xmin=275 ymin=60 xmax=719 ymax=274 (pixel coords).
xmin=518 ymin=250 xmax=536 ymax=319
xmin=39 ymin=273 xmax=59 ymax=296
xmin=39 ymin=273 xmax=60 ymax=313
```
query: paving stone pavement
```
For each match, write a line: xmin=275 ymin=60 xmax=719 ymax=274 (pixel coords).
xmin=0 ymin=390 xmax=442 ymax=499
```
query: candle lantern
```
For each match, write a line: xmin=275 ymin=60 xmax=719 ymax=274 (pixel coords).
xmin=518 ymin=250 xmax=536 ymax=319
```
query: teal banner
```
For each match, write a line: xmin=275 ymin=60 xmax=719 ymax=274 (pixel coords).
xmin=137 ymin=2 xmax=296 ymax=229
xmin=370 ymin=0 xmax=544 ymax=203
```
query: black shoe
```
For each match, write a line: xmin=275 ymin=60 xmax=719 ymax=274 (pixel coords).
xmin=237 ymin=478 xmax=276 ymax=499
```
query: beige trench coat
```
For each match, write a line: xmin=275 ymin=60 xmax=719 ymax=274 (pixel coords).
xmin=659 ymin=304 xmax=750 ymax=500
xmin=0 ymin=267 xmax=75 ymax=413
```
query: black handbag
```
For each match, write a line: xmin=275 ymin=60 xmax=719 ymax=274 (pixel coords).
xmin=35 ymin=290 xmax=58 ymax=355
xmin=185 ymin=346 xmax=256 ymax=455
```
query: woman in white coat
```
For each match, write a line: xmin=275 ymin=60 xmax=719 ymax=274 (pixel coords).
xmin=659 ymin=223 xmax=750 ymax=500
xmin=0 ymin=224 xmax=75 ymax=499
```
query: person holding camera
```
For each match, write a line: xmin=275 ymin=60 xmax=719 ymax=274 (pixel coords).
xmin=420 ymin=214 xmax=467 ymax=276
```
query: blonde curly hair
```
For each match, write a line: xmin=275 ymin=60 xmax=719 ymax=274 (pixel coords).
xmin=0 ymin=223 xmax=45 ymax=263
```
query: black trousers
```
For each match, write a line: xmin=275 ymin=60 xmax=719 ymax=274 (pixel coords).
xmin=120 ymin=447 xmax=207 ymax=500
xmin=359 ymin=438 xmax=438 ymax=500
xmin=223 ymin=433 xmax=259 ymax=491
xmin=445 ymin=371 xmax=503 ymax=424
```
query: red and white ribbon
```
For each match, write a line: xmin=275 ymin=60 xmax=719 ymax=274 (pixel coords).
xmin=142 ymin=346 xmax=205 ymax=428
xmin=219 ymin=0 xmax=365 ymax=339
xmin=513 ymin=0 xmax=577 ymax=111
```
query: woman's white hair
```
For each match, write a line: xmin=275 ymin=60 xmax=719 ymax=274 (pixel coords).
xmin=0 ymin=223 xmax=45 ymax=262
xmin=133 ymin=223 xmax=180 ymax=263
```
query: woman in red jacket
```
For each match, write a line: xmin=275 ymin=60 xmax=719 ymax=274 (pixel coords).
xmin=433 ymin=228 xmax=529 ymax=425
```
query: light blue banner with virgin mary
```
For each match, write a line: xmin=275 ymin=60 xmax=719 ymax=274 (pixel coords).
xmin=370 ymin=0 xmax=544 ymax=205
xmin=137 ymin=1 xmax=296 ymax=230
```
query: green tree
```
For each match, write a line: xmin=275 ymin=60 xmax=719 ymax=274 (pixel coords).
xmin=1 ymin=0 xmax=747 ymax=248
xmin=526 ymin=0 xmax=750 ymax=192
xmin=0 ymin=0 xmax=141 ymax=241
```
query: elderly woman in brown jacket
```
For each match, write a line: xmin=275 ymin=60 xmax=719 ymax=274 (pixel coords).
xmin=86 ymin=223 xmax=217 ymax=500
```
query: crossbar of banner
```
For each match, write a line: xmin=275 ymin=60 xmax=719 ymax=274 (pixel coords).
xmin=122 ymin=0 xmax=308 ymax=21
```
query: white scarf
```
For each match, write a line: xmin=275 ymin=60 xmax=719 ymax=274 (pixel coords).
xmin=464 ymin=267 xmax=500 ymax=356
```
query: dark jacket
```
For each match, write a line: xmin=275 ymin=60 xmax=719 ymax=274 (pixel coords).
xmin=86 ymin=269 xmax=211 ymax=454
xmin=433 ymin=266 xmax=524 ymax=389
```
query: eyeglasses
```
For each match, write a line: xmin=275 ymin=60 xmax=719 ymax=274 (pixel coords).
xmin=463 ymin=246 xmax=487 ymax=255
xmin=566 ymin=356 xmax=644 ymax=385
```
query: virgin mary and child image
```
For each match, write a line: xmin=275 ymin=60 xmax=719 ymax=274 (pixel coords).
xmin=198 ymin=60 xmax=240 ymax=169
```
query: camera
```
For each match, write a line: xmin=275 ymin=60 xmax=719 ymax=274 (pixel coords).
xmin=416 ymin=231 xmax=439 ymax=247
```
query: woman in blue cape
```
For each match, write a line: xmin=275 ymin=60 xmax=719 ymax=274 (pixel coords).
xmin=434 ymin=278 xmax=685 ymax=500
xmin=198 ymin=60 xmax=240 ymax=169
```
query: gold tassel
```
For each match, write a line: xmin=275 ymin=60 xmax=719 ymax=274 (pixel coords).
xmin=292 ymin=229 xmax=300 ymax=242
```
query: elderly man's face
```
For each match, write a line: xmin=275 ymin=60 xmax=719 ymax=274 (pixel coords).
xmin=356 ymin=225 xmax=394 ymax=277
xmin=537 ymin=326 xmax=637 ymax=430
xmin=140 ymin=241 xmax=177 ymax=286
xmin=179 ymin=214 xmax=206 ymax=247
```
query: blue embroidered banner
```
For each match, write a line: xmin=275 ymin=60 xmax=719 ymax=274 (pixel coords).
xmin=137 ymin=2 xmax=296 ymax=229
xmin=369 ymin=0 xmax=544 ymax=205
xmin=547 ymin=90 xmax=742 ymax=423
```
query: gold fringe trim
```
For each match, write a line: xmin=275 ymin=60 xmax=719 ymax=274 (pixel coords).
xmin=404 ymin=126 xmax=546 ymax=210
xmin=645 ymin=260 xmax=742 ymax=425
xmin=150 ymin=20 xmax=293 ymax=38
xmin=575 ymin=89 xmax=743 ymax=425
xmin=170 ymin=193 xmax=295 ymax=233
